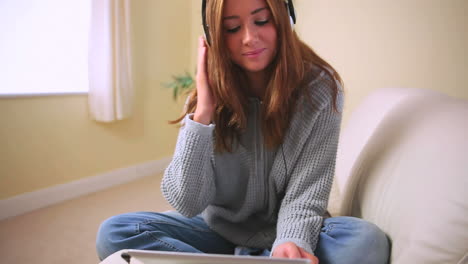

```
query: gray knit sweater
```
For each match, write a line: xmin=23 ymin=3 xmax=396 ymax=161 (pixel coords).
xmin=162 ymin=69 xmax=343 ymax=255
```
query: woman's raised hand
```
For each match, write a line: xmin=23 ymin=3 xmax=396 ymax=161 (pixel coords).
xmin=193 ymin=36 xmax=216 ymax=125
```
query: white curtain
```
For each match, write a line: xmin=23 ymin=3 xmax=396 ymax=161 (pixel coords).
xmin=88 ymin=0 xmax=133 ymax=122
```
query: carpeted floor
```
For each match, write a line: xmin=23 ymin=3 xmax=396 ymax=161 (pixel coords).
xmin=0 ymin=173 xmax=341 ymax=264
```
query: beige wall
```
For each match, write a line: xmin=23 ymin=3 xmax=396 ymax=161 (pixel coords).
xmin=0 ymin=1 xmax=190 ymax=199
xmin=295 ymin=0 xmax=468 ymax=126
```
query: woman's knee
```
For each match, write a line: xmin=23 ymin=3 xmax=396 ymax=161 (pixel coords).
xmin=96 ymin=212 xmax=154 ymax=260
xmin=318 ymin=216 xmax=390 ymax=264
xmin=96 ymin=214 xmax=127 ymax=260
xmin=347 ymin=217 xmax=389 ymax=263
xmin=96 ymin=211 xmax=190 ymax=260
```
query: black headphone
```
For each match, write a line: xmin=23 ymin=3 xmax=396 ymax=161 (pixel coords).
xmin=202 ymin=0 xmax=297 ymax=45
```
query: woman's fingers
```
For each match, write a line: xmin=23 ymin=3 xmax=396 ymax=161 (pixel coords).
xmin=273 ymin=242 xmax=319 ymax=264
xmin=299 ymin=248 xmax=319 ymax=264
xmin=272 ymin=242 xmax=301 ymax=259
xmin=196 ymin=36 xmax=208 ymax=84
xmin=286 ymin=245 xmax=302 ymax=259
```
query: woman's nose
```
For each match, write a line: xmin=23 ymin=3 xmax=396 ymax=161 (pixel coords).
xmin=242 ymin=24 xmax=259 ymax=46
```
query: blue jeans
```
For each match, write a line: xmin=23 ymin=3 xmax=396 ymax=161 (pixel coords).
xmin=96 ymin=211 xmax=389 ymax=264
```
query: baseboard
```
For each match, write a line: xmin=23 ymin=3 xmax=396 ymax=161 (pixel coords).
xmin=0 ymin=157 xmax=172 ymax=221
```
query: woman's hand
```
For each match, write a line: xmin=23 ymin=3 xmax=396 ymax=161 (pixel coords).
xmin=272 ymin=242 xmax=319 ymax=264
xmin=193 ymin=36 xmax=216 ymax=125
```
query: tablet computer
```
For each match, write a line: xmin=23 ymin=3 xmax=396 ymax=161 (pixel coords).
xmin=120 ymin=249 xmax=311 ymax=264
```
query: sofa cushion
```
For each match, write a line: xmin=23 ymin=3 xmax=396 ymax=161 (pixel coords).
xmin=337 ymin=88 xmax=468 ymax=264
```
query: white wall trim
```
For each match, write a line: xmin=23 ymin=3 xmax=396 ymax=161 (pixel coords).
xmin=0 ymin=91 xmax=88 ymax=98
xmin=0 ymin=157 xmax=172 ymax=221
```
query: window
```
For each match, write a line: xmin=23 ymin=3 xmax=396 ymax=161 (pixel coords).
xmin=0 ymin=0 xmax=91 ymax=96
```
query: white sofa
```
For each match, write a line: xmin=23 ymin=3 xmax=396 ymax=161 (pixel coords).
xmin=335 ymin=87 xmax=468 ymax=264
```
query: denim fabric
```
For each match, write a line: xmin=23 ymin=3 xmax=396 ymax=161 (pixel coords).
xmin=96 ymin=212 xmax=389 ymax=264
xmin=315 ymin=217 xmax=390 ymax=264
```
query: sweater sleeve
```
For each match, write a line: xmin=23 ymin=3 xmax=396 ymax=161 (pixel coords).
xmin=161 ymin=113 xmax=216 ymax=217
xmin=272 ymin=90 xmax=343 ymax=255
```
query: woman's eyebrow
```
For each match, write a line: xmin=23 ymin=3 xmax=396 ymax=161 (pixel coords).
xmin=251 ymin=7 xmax=268 ymax=15
xmin=223 ymin=7 xmax=268 ymax=20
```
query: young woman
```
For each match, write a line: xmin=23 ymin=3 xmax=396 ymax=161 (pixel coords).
xmin=96 ymin=0 xmax=390 ymax=263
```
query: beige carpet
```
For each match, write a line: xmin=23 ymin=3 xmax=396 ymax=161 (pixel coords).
xmin=0 ymin=173 xmax=341 ymax=264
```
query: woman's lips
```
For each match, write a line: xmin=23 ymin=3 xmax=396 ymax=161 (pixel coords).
xmin=242 ymin=48 xmax=266 ymax=58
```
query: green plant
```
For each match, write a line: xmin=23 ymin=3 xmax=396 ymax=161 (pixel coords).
xmin=163 ymin=72 xmax=194 ymax=100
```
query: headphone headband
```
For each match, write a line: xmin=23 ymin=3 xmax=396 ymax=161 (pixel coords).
xmin=286 ymin=0 xmax=296 ymax=24
xmin=202 ymin=0 xmax=296 ymax=45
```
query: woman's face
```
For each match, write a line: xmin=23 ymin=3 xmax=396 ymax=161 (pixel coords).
xmin=222 ymin=0 xmax=278 ymax=74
